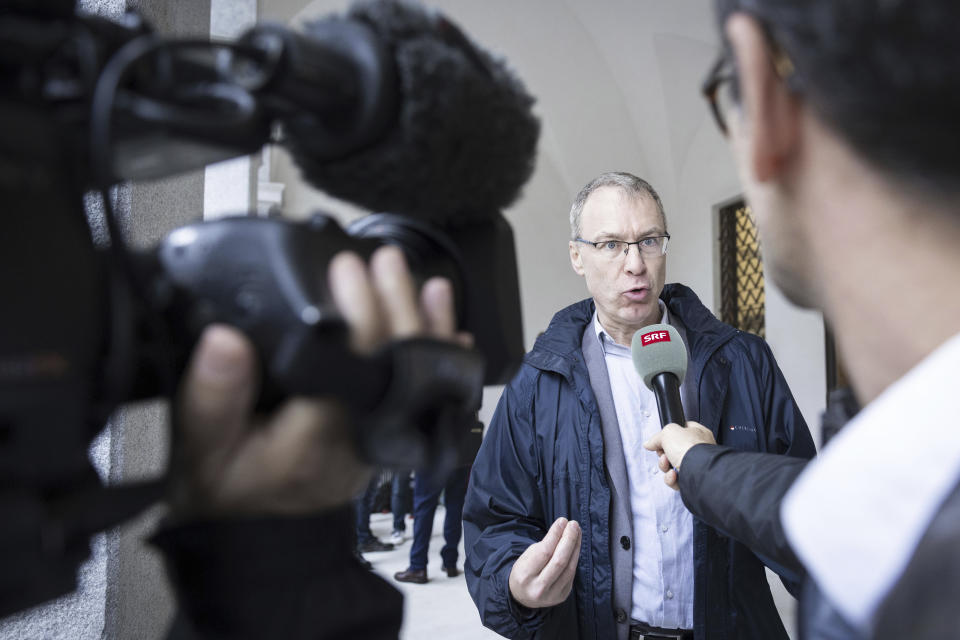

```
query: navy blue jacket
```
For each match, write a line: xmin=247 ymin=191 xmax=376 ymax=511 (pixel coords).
xmin=463 ymin=284 xmax=816 ymax=639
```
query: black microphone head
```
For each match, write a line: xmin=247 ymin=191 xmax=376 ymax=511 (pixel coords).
xmin=288 ymin=0 xmax=540 ymax=225
xmin=631 ymin=323 xmax=688 ymax=391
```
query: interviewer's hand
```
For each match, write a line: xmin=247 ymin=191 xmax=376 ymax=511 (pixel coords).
xmin=168 ymin=246 xmax=464 ymax=518
xmin=508 ymin=517 xmax=582 ymax=609
xmin=643 ymin=421 xmax=716 ymax=490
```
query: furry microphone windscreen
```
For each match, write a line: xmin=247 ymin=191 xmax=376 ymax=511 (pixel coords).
xmin=288 ymin=0 xmax=540 ymax=226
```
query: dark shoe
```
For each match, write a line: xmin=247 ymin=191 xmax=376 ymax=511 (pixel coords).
xmin=353 ymin=549 xmax=373 ymax=571
xmin=442 ymin=564 xmax=460 ymax=578
xmin=358 ymin=538 xmax=395 ymax=553
xmin=394 ymin=567 xmax=428 ymax=584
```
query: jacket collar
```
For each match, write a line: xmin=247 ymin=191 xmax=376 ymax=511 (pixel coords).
xmin=659 ymin=283 xmax=737 ymax=372
xmin=524 ymin=299 xmax=594 ymax=379
xmin=525 ymin=284 xmax=738 ymax=378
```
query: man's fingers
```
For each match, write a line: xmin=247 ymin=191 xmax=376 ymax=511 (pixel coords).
xmin=371 ymin=246 xmax=421 ymax=339
xmin=510 ymin=518 xmax=580 ymax=608
xmin=177 ymin=325 xmax=257 ymax=456
xmin=331 ymin=248 xmax=463 ymax=352
xmin=419 ymin=276 xmax=456 ymax=339
xmin=264 ymin=399 xmax=371 ymax=508
xmin=539 ymin=517 xmax=568 ymax=553
xmin=537 ymin=520 xmax=581 ymax=590
xmin=329 ymin=251 xmax=383 ymax=353
xmin=690 ymin=421 xmax=717 ymax=442
xmin=664 ymin=468 xmax=680 ymax=491
xmin=657 ymin=421 xmax=717 ymax=469
xmin=521 ymin=517 xmax=568 ymax=574
xmin=642 ymin=432 xmax=662 ymax=452
xmin=218 ymin=399 xmax=371 ymax=513
xmin=658 ymin=453 xmax=672 ymax=473
xmin=552 ymin=523 xmax=582 ymax=596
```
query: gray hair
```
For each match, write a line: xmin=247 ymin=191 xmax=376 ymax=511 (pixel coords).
xmin=569 ymin=172 xmax=667 ymax=239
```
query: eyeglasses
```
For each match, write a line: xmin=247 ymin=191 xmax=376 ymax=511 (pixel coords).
xmin=701 ymin=39 xmax=797 ymax=136
xmin=575 ymin=235 xmax=670 ymax=260
xmin=701 ymin=54 xmax=736 ymax=136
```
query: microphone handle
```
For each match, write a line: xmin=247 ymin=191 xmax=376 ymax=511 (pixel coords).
xmin=651 ymin=372 xmax=686 ymax=427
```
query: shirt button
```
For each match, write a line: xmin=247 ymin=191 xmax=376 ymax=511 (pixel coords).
xmin=661 ymin=524 xmax=669 ymax=533
xmin=615 ymin=608 xmax=627 ymax=623
xmin=666 ymin=590 xmax=674 ymax=600
xmin=620 ymin=535 xmax=631 ymax=550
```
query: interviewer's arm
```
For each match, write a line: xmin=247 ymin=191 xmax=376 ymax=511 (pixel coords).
xmin=645 ymin=425 xmax=809 ymax=580
xmin=677 ymin=443 xmax=808 ymax=579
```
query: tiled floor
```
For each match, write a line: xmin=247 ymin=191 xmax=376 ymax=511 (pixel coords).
xmin=365 ymin=509 xmax=502 ymax=639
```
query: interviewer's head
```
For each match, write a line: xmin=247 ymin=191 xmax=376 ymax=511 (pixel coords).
xmin=712 ymin=0 xmax=960 ymax=197
xmin=705 ymin=0 xmax=960 ymax=309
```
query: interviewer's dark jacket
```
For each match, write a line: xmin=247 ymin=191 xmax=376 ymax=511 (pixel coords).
xmin=463 ymin=284 xmax=816 ymax=640
xmin=680 ymin=431 xmax=960 ymax=638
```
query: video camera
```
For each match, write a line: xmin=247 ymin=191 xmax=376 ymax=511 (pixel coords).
xmin=0 ymin=0 xmax=537 ymax=616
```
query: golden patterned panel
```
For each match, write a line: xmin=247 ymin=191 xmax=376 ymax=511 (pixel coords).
xmin=720 ymin=203 xmax=765 ymax=339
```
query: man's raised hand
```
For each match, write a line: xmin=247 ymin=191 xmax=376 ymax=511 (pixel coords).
xmin=508 ymin=517 xmax=582 ymax=609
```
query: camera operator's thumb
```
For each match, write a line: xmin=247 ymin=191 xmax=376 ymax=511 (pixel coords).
xmin=176 ymin=326 xmax=257 ymax=462
xmin=169 ymin=325 xmax=371 ymax=518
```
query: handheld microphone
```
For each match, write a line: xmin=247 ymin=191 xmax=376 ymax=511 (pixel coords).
xmin=631 ymin=323 xmax=688 ymax=427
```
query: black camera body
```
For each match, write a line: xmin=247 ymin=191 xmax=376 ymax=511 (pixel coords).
xmin=136 ymin=211 xmax=520 ymax=466
xmin=0 ymin=0 xmax=536 ymax=616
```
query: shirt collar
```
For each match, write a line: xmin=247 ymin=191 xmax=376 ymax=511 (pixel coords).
xmin=593 ymin=300 xmax=668 ymax=352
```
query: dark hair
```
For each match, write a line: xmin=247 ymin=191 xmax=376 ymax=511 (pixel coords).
xmin=714 ymin=0 xmax=960 ymax=199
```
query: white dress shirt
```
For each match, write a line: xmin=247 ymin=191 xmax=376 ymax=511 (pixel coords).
xmin=594 ymin=307 xmax=694 ymax=629
xmin=783 ymin=331 xmax=960 ymax=634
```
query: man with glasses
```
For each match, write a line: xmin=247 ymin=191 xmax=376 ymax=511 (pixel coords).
xmin=644 ymin=1 xmax=960 ymax=637
xmin=463 ymin=172 xmax=815 ymax=640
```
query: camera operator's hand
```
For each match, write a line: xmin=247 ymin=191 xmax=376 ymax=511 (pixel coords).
xmin=168 ymin=246 xmax=463 ymax=518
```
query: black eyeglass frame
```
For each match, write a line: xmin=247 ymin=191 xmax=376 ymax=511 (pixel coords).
xmin=701 ymin=54 xmax=736 ymax=136
xmin=700 ymin=34 xmax=797 ymax=136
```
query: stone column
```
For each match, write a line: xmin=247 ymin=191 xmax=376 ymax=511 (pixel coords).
xmin=100 ymin=2 xmax=212 ymax=635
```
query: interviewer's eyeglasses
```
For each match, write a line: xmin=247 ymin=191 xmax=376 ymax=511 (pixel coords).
xmin=701 ymin=54 xmax=736 ymax=136
xmin=701 ymin=39 xmax=796 ymax=136
xmin=575 ymin=235 xmax=670 ymax=260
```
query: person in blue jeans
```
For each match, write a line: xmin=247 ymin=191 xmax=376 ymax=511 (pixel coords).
xmin=354 ymin=472 xmax=395 ymax=555
xmin=393 ymin=464 xmax=470 ymax=584
xmin=390 ymin=470 xmax=413 ymax=545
